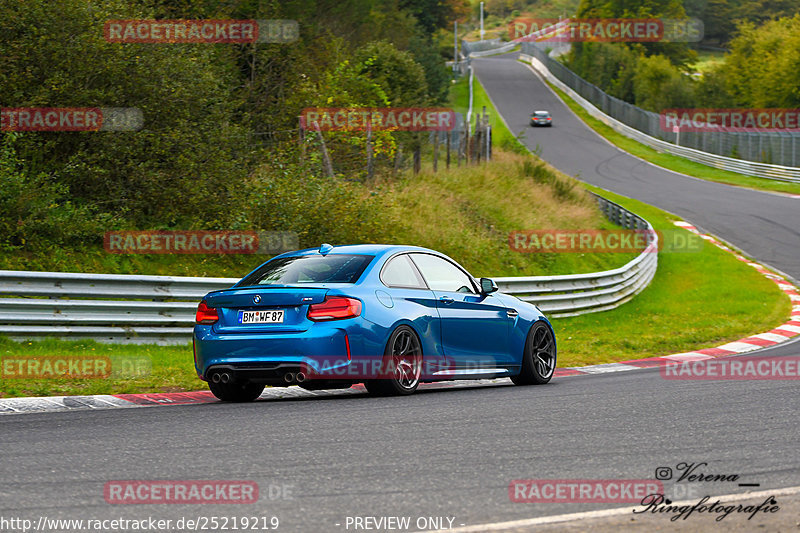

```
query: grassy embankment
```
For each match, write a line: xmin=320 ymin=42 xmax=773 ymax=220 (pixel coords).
xmin=0 ymin=75 xmax=790 ymax=397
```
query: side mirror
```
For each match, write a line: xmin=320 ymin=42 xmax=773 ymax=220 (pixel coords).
xmin=480 ymin=277 xmax=498 ymax=294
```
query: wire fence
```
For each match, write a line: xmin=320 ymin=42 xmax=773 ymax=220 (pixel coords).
xmin=521 ymin=41 xmax=800 ymax=168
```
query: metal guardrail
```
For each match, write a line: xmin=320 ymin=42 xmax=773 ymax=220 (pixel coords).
xmin=466 ymin=41 xmax=519 ymax=57
xmin=0 ymin=198 xmax=657 ymax=343
xmin=495 ymin=194 xmax=657 ymax=317
xmin=519 ymin=46 xmax=800 ymax=181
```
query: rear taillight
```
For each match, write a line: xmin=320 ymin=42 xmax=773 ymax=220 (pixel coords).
xmin=195 ymin=301 xmax=218 ymax=324
xmin=307 ymin=297 xmax=362 ymax=321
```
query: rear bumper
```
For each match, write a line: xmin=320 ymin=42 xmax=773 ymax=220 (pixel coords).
xmin=205 ymin=362 xmax=306 ymax=385
xmin=193 ymin=319 xmax=382 ymax=382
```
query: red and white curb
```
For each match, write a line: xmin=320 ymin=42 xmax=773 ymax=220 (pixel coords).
xmin=555 ymin=221 xmax=800 ymax=377
xmin=1 ymin=221 xmax=798 ymax=415
xmin=0 ymin=379 xmax=516 ymax=415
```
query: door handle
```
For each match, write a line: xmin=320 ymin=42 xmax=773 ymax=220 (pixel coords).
xmin=439 ymin=296 xmax=454 ymax=305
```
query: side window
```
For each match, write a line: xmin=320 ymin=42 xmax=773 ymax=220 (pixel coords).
xmin=410 ymin=253 xmax=476 ymax=294
xmin=380 ymin=254 xmax=427 ymax=289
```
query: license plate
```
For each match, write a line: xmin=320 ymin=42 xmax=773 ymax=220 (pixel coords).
xmin=238 ymin=310 xmax=284 ymax=324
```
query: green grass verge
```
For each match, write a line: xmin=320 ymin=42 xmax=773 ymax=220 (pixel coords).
xmin=0 ymin=71 xmax=792 ymax=398
xmin=0 ymin=338 xmax=196 ymax=397
xmin=542 ymin=75 xmax=800 ymax=196
xmin=551 ymin=185 xmax=791 ymax=366
xmin=0 ymin=192 xmax=790 ymax=396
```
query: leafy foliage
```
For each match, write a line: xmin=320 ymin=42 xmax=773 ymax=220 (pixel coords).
xmin=0 ymin=0 xmax=459 ymax=254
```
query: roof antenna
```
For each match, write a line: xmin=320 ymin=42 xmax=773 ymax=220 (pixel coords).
xmin=319 ymin=243 xmax=334 ymax=256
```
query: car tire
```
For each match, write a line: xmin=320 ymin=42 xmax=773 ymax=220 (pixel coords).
xmin=511 ymin=321 xmax=556 ymax=385
xmin=365 ymin=325 xmax=423 ymax=396
xmin=208 ymin=381 xmax=265 ymax=402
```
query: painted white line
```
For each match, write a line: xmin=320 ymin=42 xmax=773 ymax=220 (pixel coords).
xmin=715 ymin=341 xmax=765 ymax=353
xmin=662 ymin=353 xmax=713 ymax=362
xmin=751 ymin=332 xmax=792 ymax=343
xmin=571 ymin=363 xmax=639 ymax=374
xmin=436 ymin=485 xmax=800 ymax=532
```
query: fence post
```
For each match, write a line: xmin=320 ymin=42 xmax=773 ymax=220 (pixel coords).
xmin=464 ymin=127 xmax=472 ymax=165
xmin=475 ymin=116 xmax=481 ymax=164
xmin=312 ymin=121 xmax=334 ymax=178
xmin=393 ymin=144 xmax=403 ymax=176
xmin=433 ymin=132 xmax=439 ymax=173
xmin=457 ymin=130 xmax=463 ymax=167
xmin=366 ymin=124 xmax=374 ymax=180
xmin=298 ymin=117 xmax=305 ymax=163
xmin=446 ymin=131 xmax=451 ymax=169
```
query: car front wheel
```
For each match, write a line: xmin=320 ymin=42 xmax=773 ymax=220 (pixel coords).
xmin=511 ymin=321 xmax=556 ymax=385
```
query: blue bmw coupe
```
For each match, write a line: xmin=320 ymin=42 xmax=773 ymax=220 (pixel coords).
xmin=193 ymin=244 xmax=556 ymax=401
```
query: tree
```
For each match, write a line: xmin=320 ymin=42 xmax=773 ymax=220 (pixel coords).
xmin=633 ymin=54 xmax=696 ymax=112
xmin=722 ymin=16 xmax=800 ymax=108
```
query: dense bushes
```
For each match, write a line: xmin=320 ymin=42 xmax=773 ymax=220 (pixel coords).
xmin=0 ymin=0 xmax=460 ymax=254
xmin=563 ymin=3 xmax=800 ymax=114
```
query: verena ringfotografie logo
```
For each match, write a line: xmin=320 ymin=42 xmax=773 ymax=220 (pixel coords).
xmin=509 ymin=479 xmax=664 ymax=503
xmin=661 ymin=356 xmax=800 ymax=380
xmin=661 ymin=109 xmax=800 ymax=132
xmin=104 ymin=19 xmax=299 ymax=44
xmin=103 ymin=230 xmax=298 ymax=255
xmin=1 ymin=107 xmax=143 ymax=132
xmin=509 ymin=18 xmax=703 ymax=43
xmin=300 ymin=108 xmax=456 ymax=132
xmin=104 ymin=480 xmax=259 ymax=504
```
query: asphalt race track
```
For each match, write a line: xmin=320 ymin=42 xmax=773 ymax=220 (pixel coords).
xmin=474 ymin=53 xmax=800 ymax=285
xmin=2 ymin=53 xmax=799 ymax=532
xmin=2 ymin=342 xmax=799 ymax=531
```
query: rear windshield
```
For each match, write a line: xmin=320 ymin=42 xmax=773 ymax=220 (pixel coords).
xmin=239 ymin=254 xmax=374 ymax=286
xmin=534 ymin=111 xmax=550 ymax=117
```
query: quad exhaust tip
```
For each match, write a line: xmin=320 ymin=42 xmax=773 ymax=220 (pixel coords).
xmin=296 ymin=372 xmax=306 ymax=383
xmin=210 ymin=371 xmax=232 ymax=384
xmin=284 ymin=372 xmax=295 ymax=383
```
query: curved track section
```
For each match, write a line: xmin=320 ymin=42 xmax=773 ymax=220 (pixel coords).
xmin=472 ymin=54 xmax=800 ymax=283
xmin=2 ymin=53 xmax=799 ymax=533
